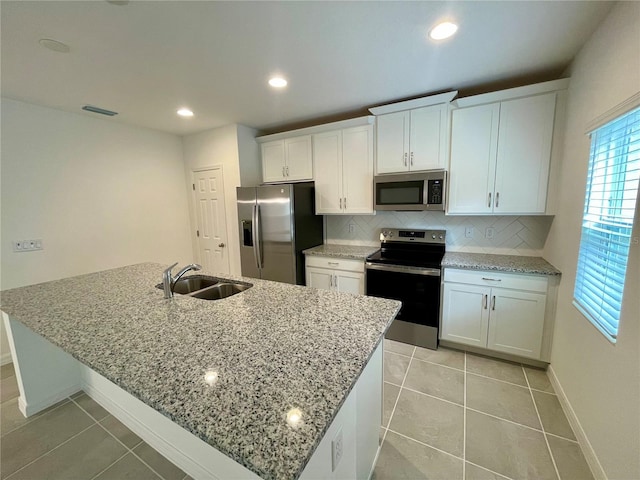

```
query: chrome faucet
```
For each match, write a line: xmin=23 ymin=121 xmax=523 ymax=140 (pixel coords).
xmin=162 ymin=262 xmax=202 ymax=299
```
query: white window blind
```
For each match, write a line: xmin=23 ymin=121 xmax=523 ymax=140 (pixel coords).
xmin=574 ymin=106 xmax=640 ymax=341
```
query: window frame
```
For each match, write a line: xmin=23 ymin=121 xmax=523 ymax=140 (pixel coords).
xmin=573 ymin=104 xmax=640 ymax=343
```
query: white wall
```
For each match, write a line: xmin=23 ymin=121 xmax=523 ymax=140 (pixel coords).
xmin=182 ymin=124 xmax=260 ymax=276
xmin=0 ymin=98 xmax=194 ymax=362
xmin=543 ymin=3 xmax=640 ymax=479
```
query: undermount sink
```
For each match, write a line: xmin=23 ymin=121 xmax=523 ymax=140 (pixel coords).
xmin=190 ymin=283 xmax=252 ymax=300
xmin=156 ymin=275 xmax=252 ymax=300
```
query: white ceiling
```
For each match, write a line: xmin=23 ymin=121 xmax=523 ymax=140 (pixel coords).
xmin=1 ymin=1 xmax=613 ymax=136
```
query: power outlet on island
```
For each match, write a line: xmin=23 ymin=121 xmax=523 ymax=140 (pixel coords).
xmin=464 ymin=226 xmax=474 ymax=238
xmin=331 ymin=428 xmax=343 ymax=472
xmin=485 ymin=227 xmax=495 ymax=239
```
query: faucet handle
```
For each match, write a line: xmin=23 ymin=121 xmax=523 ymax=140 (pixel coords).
xmin=165 ymin=262 xmax=179 ymax=274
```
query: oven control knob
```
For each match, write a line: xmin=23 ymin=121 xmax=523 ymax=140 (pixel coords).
xmin=432 ymin=234 xmax=436 ymax=239
xmin=439 ymin=235 xmax=444 ymax=240
xmin=389 ymin=232 xmax=393 ymax=237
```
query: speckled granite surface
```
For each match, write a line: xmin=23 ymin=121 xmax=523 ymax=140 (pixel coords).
xmin=0 ymin=263 xmax=400 ymax=480
xmin=442 ymin=252 xmax=561 ymax=276
xmin=303 ymin=244 xmax=379 ymax=260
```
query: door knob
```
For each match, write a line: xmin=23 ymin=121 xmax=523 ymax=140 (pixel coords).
xmin=218 ymin=243 xmax=225 ymax=248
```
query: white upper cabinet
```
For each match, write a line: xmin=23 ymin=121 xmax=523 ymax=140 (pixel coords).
xmin=261 ymin=135 xmax=313 ymax=183
xmin=376 ymin=104 xmax=448 ymax=174
xmin=448 ymin=83 xmax=562 ymax=215
xmin=314 ymin=124 xmax=373 ymax=215
xmin=370 ymin=91 xmax=457 ymax=175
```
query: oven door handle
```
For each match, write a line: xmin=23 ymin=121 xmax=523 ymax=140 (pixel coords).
xmin=365 ymin=262 xmax=441 ymax=277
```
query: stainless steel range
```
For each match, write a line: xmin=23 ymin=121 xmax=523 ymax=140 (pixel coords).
xmin=365 ymin=228 xmax=446 ymax=350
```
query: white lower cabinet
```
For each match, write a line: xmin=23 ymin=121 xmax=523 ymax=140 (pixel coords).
xmin=305 ymin=255 xmax=365 ymax=295
xmin=441 ymin=269 xmax=548 ymax=360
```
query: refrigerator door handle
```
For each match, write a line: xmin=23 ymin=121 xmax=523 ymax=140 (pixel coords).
xmin=253 ymin=203 xmax=263 ymax=269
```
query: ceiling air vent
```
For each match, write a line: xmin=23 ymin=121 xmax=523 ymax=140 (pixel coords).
xmin=82 ymin=105 xmax=118 ymax=116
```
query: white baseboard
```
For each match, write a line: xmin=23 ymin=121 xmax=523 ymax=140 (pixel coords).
xmin=1 ymin=351 xmax=12 ymax=365
xmin=19 ymin=384 xmax=82 ymax=417
xmin=547 ymin=365 xmax=607 ymax=480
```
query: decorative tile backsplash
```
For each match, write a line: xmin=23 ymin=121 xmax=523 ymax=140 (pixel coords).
xmin=326 ymin=212 xmax=554 ymax=256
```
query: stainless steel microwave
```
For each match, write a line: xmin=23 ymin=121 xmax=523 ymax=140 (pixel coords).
xmin=374 ymin=170 xmax=446 ymax=211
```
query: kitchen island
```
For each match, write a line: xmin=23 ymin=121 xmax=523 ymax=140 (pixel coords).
xmin=0 ymin=263 xmax=400 ymax=480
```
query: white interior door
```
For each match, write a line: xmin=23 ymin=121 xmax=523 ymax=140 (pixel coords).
xmin=193 ymin=167 xmax=229 ymax=274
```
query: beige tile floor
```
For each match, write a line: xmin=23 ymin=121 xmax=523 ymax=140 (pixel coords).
xmin=375 ymin=339 xmax=594 ymax=480
xmin=1 ymin=344 xmax=593 ymax=480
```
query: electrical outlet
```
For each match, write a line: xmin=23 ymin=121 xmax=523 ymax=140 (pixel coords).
xmin=485 ymin=227 xmax=495 ymax=239
xmin=465 ymin=226 xmax=474 ymax=238
xmin=348 ymin=223 xmax=355 ymax=234
xmin=13 ymin=239 xmax=43 ymax=252
xmin=331 ymin=428 xmax=343 ymax=472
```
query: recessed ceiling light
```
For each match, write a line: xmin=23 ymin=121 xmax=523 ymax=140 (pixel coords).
xmin=268 ymin=77 xmax=288 ymax=88
xmin=429 ymin=22 xmax=458 ymax=40
xmin=177 ymin=108 xmax=194 ymax=117
xmin=38 ymin=38 xmax=70 ymax=53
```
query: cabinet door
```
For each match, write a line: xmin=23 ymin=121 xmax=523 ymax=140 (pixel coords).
xmin=409 ymin=105 xmax=445 ymax=171
xmin=313 ymin=131 xmax=343 ymax=214
xmin=335 ymin=270 xmax=365 ymax=295
xmin=285 ymin=135 xmax=313 ymax=181
xmin=376 ymin=111 xmax=409 ymax=174
xmin=441 ymin=283 xmax=490 ymax=347
xmin=306 ymin=266 xmax=333 ymax=291
xmin=448 ymin=104 xmax=500 ymax=214
xmin=342 ymin=125 xmax=374 ymax=214
xmin=262 ymin=140 xmax=286 ymax=183
xmin=487 ymin=289 xmax=546 ymax=359
xmin=494 ymin=93 xmax=556 ymax=214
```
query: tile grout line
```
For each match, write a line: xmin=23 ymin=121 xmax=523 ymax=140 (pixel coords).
xmin=523 ymin=366 xmax=562 ymax=480
xmin=89 ymin=450 xmax=131 ymax=480
xmin=409 ymin=355 xmax=466 ymax=373
xmin=4 ymin=422 xmax=97 ymax=479
xmin=381 ymin=345 xmax=416 ymax=445
xmin=465 ymin=406 xmax=548 ymax=436
xmin=463 ymin=351 xmax=467 ymax=480
xmin=71 ymin=396 xmax=172 ymax=480
xmin=386 ymin=428 xmax=463 ymax=462
xmin=466 ymin=370 xmax=531 ymax=390
xmin=0 ymin=398 xmax=72 ymax=437
xmin=465 ymin=460 xmax=515 ymax=480
xmin=400 ymin=385 xmax=464 ymax=407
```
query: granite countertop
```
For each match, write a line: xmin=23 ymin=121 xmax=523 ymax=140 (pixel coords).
xmin=0 ymin=263 xmax=400 ymax=480
xmin=303 ymin=244 xmax=379 ymax=260
xmin=442 ymin=252 xmax=561 ymax=276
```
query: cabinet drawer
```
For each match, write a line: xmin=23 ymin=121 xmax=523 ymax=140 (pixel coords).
xmin=444 ymin=268 xmax=547 ymax=293
xmin=306 ymin=256 xmax=365 ymax=273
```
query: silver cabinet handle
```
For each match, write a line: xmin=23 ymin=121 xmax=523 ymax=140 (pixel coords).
xmin=482 ymin=277 xmax=502 ymax=282
xmin=218 ymin=243 xmax=225 ymax=248
xmin=339 ymin=197 xmax=343 ymax=209
xmin=333 ymin=274 xmax=338 ymax=290
xmin=483 ymin=294 xmax=488 ymax=309
xmin=328 ymin=261 xmax=339 ymax=266
xmin=282 ymin=166 xmax=285 ymax=177
xmin=404 ymin=152 xmax=408 ymax=166
xmin=496 ymin=192 xmax=500 ymax=208
xmin=488 ymin=192 xmax=492 ymax=208
xmin=491 ymin=295 xmax=496 ymax=311
xmin=343 ymin=197 xmax=347 ymax=210
xmin=410 ymin=152 xmax=414 ymax=166
xmin=286 ymin=165 xmax=289 ymax=176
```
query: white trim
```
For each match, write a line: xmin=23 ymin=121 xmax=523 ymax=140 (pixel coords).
xmin=256 ymin=116 xmax=375 ymax=143
xmin=1 ymin=351 xmax=12 ymax=365
xmin=585 ymin=91 xmax=640 ymax=134
xmin=453 ymin=78 xmax=570 ymax=108
xmin=80 ymin=366 xmax=256 ymax=480
xmin=18 ymin=383 xmax=81 ymax=417
xmin=571 ymin=300 xmax=617 ymax=344
xmin=547 ymin=365 xmax=607 ymax=480
xmin=368 ymin=91 xmax=458 ymax=115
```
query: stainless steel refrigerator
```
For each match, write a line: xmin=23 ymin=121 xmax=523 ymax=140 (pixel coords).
xmin=237 ymin=182 xmax=323 ymax=285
